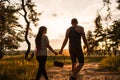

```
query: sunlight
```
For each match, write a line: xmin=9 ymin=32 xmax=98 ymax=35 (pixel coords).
xmin=12 ymin=0 xmax=120 ymax=50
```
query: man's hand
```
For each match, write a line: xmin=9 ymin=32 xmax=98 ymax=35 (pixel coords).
xmin=87 ymin=48 xmax=90 ymax=55
xmin=54 ymin=52 xmax=58 ymax=55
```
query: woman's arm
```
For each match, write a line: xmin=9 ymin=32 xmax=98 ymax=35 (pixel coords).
xmin=45 ymin=36 xmax=57 ymax=55
xmin=47 ymin=44 xmax=57 ymax=55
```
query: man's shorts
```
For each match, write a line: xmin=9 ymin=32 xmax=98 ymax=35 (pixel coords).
xmin=69 ymin=48 xmax=84 ymax=63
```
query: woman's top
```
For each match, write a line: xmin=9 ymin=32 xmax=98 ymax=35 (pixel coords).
xmin=36 ymin=35 xmax=49 ymax=56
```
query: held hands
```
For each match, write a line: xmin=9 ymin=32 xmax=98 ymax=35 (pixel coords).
xmin=53 ymin=49 xmax=63 ymax=56
xmin=54 ymin=50 xmax=63 ymax=56
xmin=54 ymin=52 xmax=58 ymax=55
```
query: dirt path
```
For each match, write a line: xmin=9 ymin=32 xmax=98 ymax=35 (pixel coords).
xmin=45 ymin=63 xmax=120 ymax=80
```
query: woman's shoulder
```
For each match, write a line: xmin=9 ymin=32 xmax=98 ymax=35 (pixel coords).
xmin=42 ymin=35 xmax=48 ymax=39
xmin=42 ymin=35 xmax=47 ymax=37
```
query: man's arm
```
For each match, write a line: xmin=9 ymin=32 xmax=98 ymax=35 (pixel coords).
xmin=59 ymin=29 xmax=69 ymax=54
xmin=81 ymin=28 xmax=89 ymax=53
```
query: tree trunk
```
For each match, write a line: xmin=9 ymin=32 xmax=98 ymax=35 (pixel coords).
xmin=22 ymin=0 xmax=34 ymax=60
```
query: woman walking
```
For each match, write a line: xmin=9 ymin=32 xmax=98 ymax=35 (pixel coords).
xmin=35 ymin=26 xmax=57 ymax=80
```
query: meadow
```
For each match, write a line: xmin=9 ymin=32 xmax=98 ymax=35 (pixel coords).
xmin=0 ymin=53 xmax=106 ymax=80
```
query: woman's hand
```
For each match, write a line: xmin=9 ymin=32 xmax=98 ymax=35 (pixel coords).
xmin=54 ymin=52 xmax=58 ymax=55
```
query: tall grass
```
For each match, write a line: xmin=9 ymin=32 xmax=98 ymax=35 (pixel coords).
xmin=0 ymin=54 xmax=105 ymax=80
xmin=0 ymin=55 xmax=71 ymax=80
xmin=99 ymin=56 xmax=120 ymax=71
xmin=0 ymin=55 xmax=38 ymax=80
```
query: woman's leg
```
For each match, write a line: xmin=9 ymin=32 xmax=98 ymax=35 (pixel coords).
xmin=36 ymin=56 xmax=42 ymax=80
xmin=36 ymin=56 xmax=48 ymax=80
xmin=42 ymin=65 xmax=48 ymax=80
xmin=41 ymin=56 xmax=48 ymax=80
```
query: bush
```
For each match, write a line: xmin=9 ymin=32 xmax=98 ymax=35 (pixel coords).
xmin=99 ymin=56 xmax=120 ymax=71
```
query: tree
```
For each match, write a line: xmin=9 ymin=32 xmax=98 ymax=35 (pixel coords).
xmin=93 ymin=0 xmax=120 ymax=56
xmin=20 ymin=0 xmax=40 ymax=60
xmin=0 ymin=1 xmax=24 ymax=58
xmin=94 ymin=14 xmax=106 ymax=52
xmin=0 ymin=0 xmax=41 ymax=60
xmin=93 ymin=0 xmax=112 ymax=56
xmin=102 ymin=0 xmax=120 ymax=56
xmin=117 ymin=0 xmax=120 ymax=10
xmin=108 ymin=20 xmax=120 ymax=55
xmin=86 ymin=30 xmax=95 ymax=54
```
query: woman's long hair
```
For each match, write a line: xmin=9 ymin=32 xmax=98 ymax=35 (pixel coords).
xmin=35 ymin=26 xmax=47 ymax=51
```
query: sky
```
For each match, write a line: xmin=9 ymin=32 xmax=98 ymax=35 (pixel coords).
xmin=16 ymin=0 xmax=120 ymax=50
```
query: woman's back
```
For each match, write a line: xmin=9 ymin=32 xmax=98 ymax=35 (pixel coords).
xmin=36 ymin=35 xmax=49 ymax=56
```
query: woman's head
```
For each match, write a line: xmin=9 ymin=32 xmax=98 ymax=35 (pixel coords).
xmin=39 ymin=26 xmax=47 ymax=35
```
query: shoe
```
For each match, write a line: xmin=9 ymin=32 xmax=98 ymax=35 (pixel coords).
xmin=69 ymin=76 xmax=76 ymax=80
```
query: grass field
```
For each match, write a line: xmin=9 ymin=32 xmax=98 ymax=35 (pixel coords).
xmin=0 ymin=54 xmax=105 ymax=80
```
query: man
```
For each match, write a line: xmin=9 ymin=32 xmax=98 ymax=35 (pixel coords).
xmin=59 ymin=18 xmax=89 ymax=80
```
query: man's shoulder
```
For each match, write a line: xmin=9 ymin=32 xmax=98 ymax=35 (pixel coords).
xmin=77 ymin=25 xmax=84 ymax=30
xmin=77 ymin=25 xmax=83 ymax=28
xmin=67 ymin=27 xmax=72 ymax=30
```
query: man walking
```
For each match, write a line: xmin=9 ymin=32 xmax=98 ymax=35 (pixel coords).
xmin=59 ymin=18 xmax=89 ymax=80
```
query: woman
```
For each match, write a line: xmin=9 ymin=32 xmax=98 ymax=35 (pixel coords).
xmin=35 ymin=26 xmax=57 ymax=80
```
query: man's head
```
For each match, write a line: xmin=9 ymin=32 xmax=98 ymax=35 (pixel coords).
xmin=71 ymin=18 xmax=78 ymax=26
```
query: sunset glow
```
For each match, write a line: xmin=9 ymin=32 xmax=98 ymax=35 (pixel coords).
xmin=17 ymin=0 xmax=120 ymax=50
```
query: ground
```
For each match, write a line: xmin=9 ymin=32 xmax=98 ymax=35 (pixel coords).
xmin=43 ymin=63 xmax=120 ymax=80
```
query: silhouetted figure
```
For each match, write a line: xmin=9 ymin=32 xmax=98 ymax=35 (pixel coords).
xmin=35 ymin=26 xmax=57 ymax=80
xmin=59 ymin=18 xmax=89 ymax=80
xmin=0 ymin=46 xmax=3 ymax=58
xmin=0 ymin=51 xmax=3 ymax=58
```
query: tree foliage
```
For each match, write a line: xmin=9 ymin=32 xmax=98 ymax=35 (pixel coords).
xmin=20 ymin=0 xmax=40 ymax=60
xmin=0 ymin=2 xmax=24 ymax=50
xmin=0 ymin=0 xmax=41 ymax=60
xmin=86 ymin=30 xmax=95 ymax=53
xmin=108 ymin=20 xmax=120 ymax=55
xmin=117 ymin=0 xmax=120 ymax=10
xmin=87 ymin=0 xmax=120 ymax=56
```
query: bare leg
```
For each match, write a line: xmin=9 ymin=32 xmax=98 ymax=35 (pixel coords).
xmin=73 ymin=63 xmax=84 ymax=78
xmin=72 ymin=62 xmax=77 ymax=74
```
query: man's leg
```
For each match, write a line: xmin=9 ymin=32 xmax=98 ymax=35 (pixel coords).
xmin=73 ymin=63 xmax=84 ymax=77
xmin=69 ymin=53 xmax=77 ymax=80
xmin=72 ymin=62 xmax=77 ymax=73
xmin=73 ymin=52 xmax=84 ymax=79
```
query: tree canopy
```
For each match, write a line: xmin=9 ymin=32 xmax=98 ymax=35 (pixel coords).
xmin=0 ymin=0 xmax=41 ymax=60
xmin=86 ymin=0 xmax=120 ymax=56
xmin=0 ymin=1 xmax=24 ymax=50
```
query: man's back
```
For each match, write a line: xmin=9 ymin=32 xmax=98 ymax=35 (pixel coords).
xmin=59 ymin=18 xmax=89 ymax=80
xmin=68 ymin=26 xmax=82 ymax=50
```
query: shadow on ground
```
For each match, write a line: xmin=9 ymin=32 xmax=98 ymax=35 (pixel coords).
xmin=46 ymin=63 xmax=120 ymax=80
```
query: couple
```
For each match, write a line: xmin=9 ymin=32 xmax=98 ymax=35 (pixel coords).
xmin=35 ymin=18 xmax=89 ymax=80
